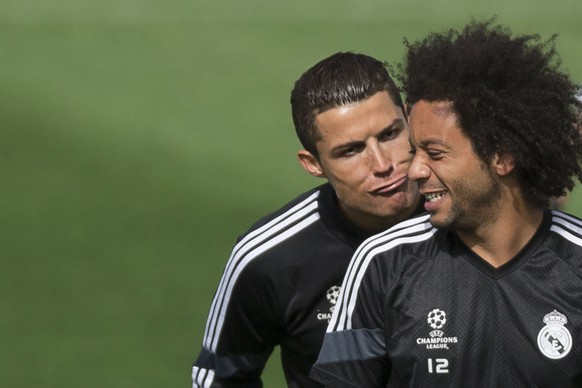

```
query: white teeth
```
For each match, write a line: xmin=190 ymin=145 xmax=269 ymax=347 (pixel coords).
xmin=426 ymin=192 xmax=446 ymax=202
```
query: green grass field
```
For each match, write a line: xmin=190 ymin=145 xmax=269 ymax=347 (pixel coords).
xmin=1 ymin=1 xmax=581 ymax=386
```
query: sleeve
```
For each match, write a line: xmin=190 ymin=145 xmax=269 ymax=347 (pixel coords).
xmin=192 ymin=242 xmax=284 ymax=388
xmin=310 ymin=251 xmax=390 ymax=387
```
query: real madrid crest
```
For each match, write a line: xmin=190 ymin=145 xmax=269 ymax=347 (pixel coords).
xmin=537 ymin=310 xmax=572 ymax=359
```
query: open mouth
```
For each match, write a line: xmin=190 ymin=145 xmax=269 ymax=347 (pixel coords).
xmin=425 ymin=191 xmax=448 ymax=202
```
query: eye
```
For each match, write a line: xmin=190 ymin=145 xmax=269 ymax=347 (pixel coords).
xmin=426 ymin=149 xmax=444 ymax=160
xmin=379 ymin=128 xmax=400 ymax=142
xmin=342 ymin=147 xmax=357 ymax=157
xmin=334 ymin=143 xmax=365 ymax=158
xmin=344 ymin=144 xmax=365 ymax=156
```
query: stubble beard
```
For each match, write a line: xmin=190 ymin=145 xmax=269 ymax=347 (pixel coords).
xmin=433 ymin=169 xmax=503 ymax=232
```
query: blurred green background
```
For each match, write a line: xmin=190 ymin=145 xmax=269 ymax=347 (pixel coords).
xmin=1 ymin=1 xmax=581 ymax=387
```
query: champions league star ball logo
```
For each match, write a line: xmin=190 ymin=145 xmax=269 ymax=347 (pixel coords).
xmin=537 ymin=310 xmax=572 ymax=359
xmin=326 ymin=285 xmax=341 ymax=306
xmin=317 ymin=285 xmax=341 ymax=321
xmin=427 ymin=309 xmax=447 ymax=330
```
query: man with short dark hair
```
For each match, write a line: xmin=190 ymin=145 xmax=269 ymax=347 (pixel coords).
xmin=192 ymin=52 xmax=422 ymax=387
xmin=311 ymin=21 xmax=582 ymax=387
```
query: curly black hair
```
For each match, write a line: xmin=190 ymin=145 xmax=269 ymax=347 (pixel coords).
xmin=398 ymin=19 xmax=582 ymax=207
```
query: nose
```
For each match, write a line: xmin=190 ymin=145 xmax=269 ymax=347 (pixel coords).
xmin=408 ymin=153 xmax=430 ymax=181
xmin=370 ymin=143 xmax=392 ymax=175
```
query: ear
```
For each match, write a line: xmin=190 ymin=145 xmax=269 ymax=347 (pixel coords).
xmin=297 ymin=150 xmax=326 ymax=178
xmin=492 ymin=153 xmax=515 ymax=177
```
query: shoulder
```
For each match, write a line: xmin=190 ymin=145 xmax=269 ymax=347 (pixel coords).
xmin=352 ymin=214 xmax=438 ymax=271
xmin=546 ymin=210 xmax=582 ymax=276
xmin=327 ymin=214 xmax=439 ymax=332
xmin=233 ymin=185 xmax=325 ymax=254
xmin=355 ymin=213 xmax=437 ymax=265
xmin=243 ymin=185 xmax=324 ymax=235
xmin=227 ymin=185 xmax=327 ymax=279
xmin=337 ymin=214 xmax=437 ymax=302
xmin=548 ymin=210 xmax=582 ymax=243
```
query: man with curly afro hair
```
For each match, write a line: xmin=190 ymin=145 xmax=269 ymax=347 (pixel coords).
xmin=311 ymin=20 xmax=582 ymax=387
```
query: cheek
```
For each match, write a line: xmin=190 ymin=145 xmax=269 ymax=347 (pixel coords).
xmin=380 ymin=138 xmax=413 ymax=160
xmin=332 ymin=178 xmax=365 ymax=208
xmin=324 ymin=159 xmax=368 ymax=187
xmin=440 ymin=160 xmax=484 ymax=188
xmin=324 ymin=153 xmax=365 ymax=173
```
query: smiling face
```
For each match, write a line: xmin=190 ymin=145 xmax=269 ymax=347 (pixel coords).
xmin=298 ymin=91 xmax=420 ymax=233
xmin=408 ymin=100 xmax=502 ymax=231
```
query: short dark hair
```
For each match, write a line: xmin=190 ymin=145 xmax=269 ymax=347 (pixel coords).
xmin=399 ymin=19 xmax=582 ymax=207
xmin=291 ymin=52 xmax=403 ymax=157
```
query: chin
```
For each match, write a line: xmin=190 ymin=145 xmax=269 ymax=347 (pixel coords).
xmin=428 ymin=213 xmax=452 ymax=229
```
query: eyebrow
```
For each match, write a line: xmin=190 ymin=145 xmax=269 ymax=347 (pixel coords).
xmin=330 ymin=118 xmax=405 ymax=154
xmin=415 ymin=137 xmax=450 ymax=149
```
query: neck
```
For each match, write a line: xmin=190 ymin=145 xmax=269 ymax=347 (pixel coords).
xmin=457 ymin=202 xmax=544 ymax=268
